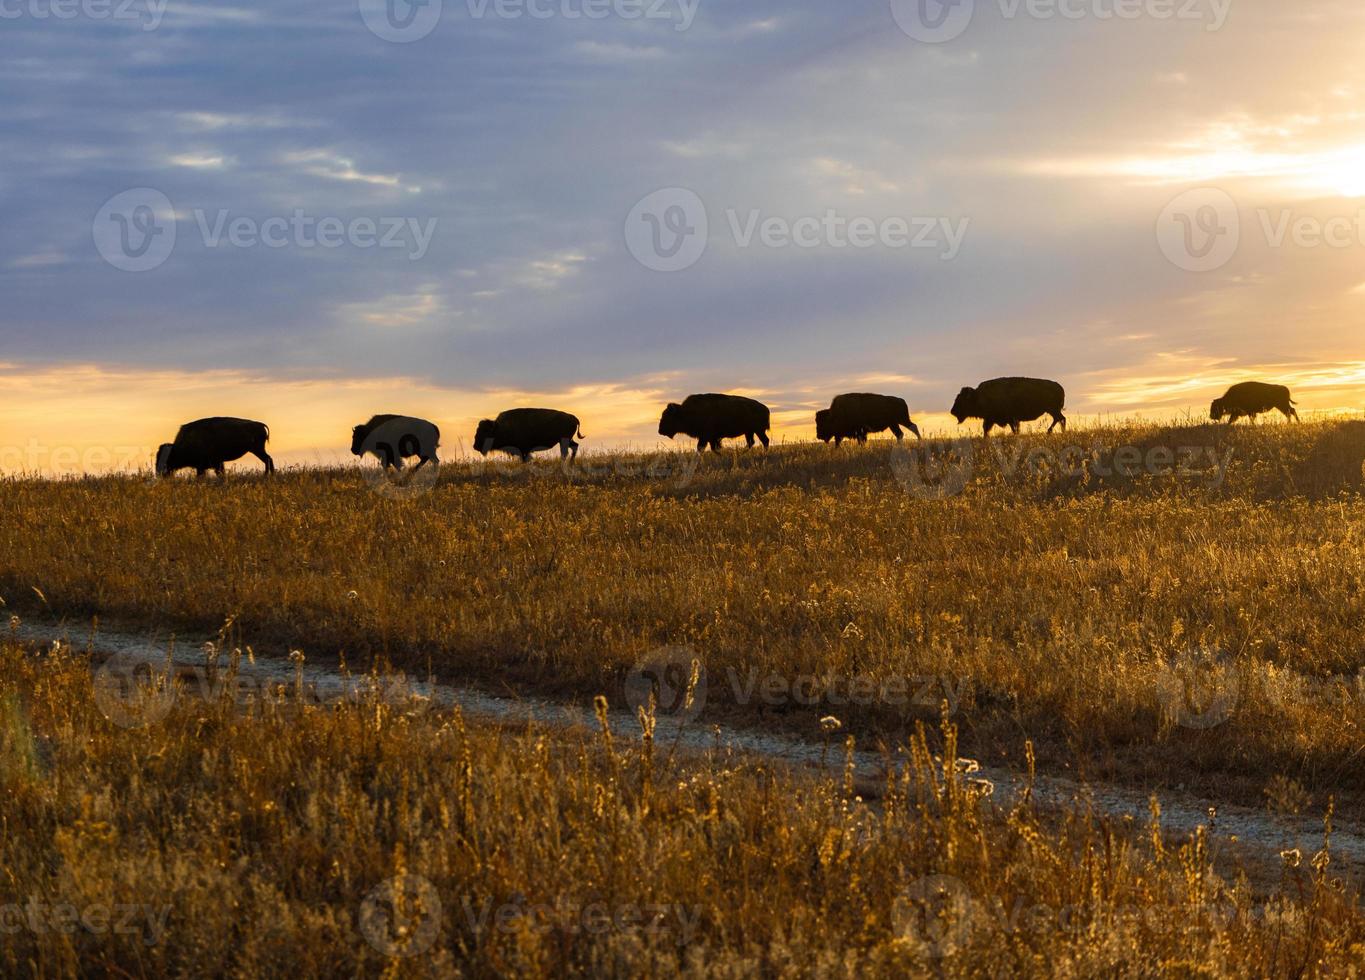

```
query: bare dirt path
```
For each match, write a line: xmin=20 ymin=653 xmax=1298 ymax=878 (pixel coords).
xmin=14 ymin=619 xmax=1361 ymax=878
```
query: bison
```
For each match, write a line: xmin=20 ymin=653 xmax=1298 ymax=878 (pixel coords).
xmin=951 ymin=378 xmax=1067 ymax=436
xmin=155 ymin=417 xmax=274 ymax=477
xmin=1210 ymin=382 xmax=1299 ymax=423
xmin=659 ymin=394 xmax=770 ymax=453
xmin=815 ymin=409 xmax=834 ymax=444
xmin=351 ymin=415 xmax=440 ymax=472
xmin=818 ymin=393 xmax=921 ymax=446
xmin=474 ymin=408 xmax=584 ymax=462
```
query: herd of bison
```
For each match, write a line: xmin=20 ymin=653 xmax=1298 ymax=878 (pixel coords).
xmin=150 ymin=378 xmax=1301 ymax=478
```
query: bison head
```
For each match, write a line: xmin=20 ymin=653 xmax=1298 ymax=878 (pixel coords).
xmin=658 ymin=403 xmax=685 ymax=439
xmin=1209 ymin=398 xmax=1227 ymax=421
xmin=950 ymin=387 xmax=978 ymax=424
xmin=349 ymin=425 xmax=367 ymax=457
xmin=473 ymin=419 xmax=497 ymax=455
xmin=814 ymin=410 xmax=833 ymax=443
xmin=154 ymin=443 xmax=175 ymax=478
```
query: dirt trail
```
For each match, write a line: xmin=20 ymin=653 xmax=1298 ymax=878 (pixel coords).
xmin=13 ymin=620 xmax=1362 ymax=875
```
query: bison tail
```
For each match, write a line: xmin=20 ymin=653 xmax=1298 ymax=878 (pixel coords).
xmin=576 ymin=426 xmax=586 ymax=440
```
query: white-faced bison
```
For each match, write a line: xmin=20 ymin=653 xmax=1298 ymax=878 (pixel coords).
xmin=817 ymin=393 xmax=921 ymax=446
xmin=659 ymin=394 xmax=771 ymax=453
xmin=951 ymin=378 xmax=1067 ymax=436
xmin=351 ymin=415 xmax=440 ymax=472
xmin=155 ymin=417 xmax=274 ymax=477
xmin=1211 ymin=382 xmax=1299 ymax=423
xmin=474 ymin=408 xmax=584 ymax=462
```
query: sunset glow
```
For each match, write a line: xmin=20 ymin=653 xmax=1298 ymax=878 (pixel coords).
xmin=4 ymin=3 xmax=1365 ymax=473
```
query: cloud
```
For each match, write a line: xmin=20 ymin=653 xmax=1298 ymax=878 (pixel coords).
xmin=1 ymin=0 xmax=1363 ymax=473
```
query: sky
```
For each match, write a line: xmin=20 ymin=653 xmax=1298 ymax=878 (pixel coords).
xmin=3 ymin=0 xmax=1365 ymax=473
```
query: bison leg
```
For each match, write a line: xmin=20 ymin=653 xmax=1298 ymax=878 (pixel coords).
xmin=890 ymin=424 xmax=903 ymax=440
xmin=833 ymin=435 xmax=843 ymax=447
xmin=1009 ymin=422 xmax=1021 ymax=435
xmin=745 ymin=432 xmax=756 ymax=448
xmin=758 ymin=431 xmax=769 ymax=448
xmin=215 ymin=464 xmax=226 ymax=478
xmin=983 ymin=421 xmax=994 ymax=436
xmin=709 ymin=439 xmax=723 ymax=454
xmin=695 ymin=437 xmax=707 ymax=454
xmin=253 ymin=450 xmax=275 ymax=474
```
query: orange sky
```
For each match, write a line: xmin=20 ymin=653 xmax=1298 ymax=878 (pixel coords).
xmin=2 ymin=359 xmax=1360 ymax=476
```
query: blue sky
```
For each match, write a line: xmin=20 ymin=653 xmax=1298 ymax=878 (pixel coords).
xmin=4 ymin=0 xmax=1365 ymax=468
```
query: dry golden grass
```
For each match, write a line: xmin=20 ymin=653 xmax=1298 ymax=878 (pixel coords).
xmin=1 ymin=640 xmax=1361 ymax=977
xmin=1 ymin=419 xmax=1364 ymax=812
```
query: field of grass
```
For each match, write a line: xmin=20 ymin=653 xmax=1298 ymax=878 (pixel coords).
xmin=2 ymin=418 xmax=1364 ymax=822
xmin=1 ymin=639 xmax=1361 ymax=976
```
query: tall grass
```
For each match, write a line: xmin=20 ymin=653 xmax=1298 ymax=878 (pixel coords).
xmin=1 ymin=420 xmax=1363 ymax=809
xmin=0 ymin=640 xmax=1360 ymax=977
